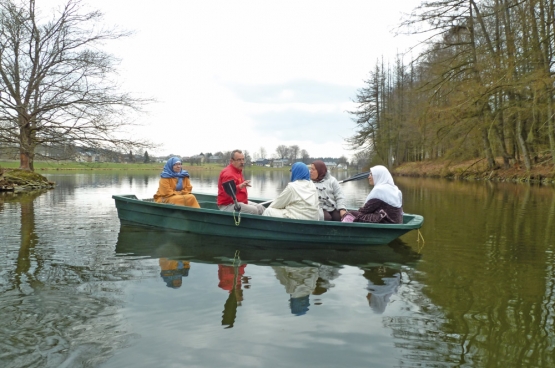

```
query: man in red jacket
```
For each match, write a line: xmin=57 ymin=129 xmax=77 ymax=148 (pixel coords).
xmin=217 ymin=149 xmax=265 ymax=215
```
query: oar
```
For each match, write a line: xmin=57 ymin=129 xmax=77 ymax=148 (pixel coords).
xmin=259 ymin=171 xmax=370 ymax=206
xmin=222 ymin=180 xmax=241 ymax=212
xmin=337 ymin=171 xmax=370 ymax=184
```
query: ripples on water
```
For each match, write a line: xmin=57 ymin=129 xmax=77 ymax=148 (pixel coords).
xmin=1 ymin=171 xmax=554 ymax=367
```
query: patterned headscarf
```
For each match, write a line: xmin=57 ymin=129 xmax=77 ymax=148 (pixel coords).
xmin=311 ymin=160 xmax=327 ymax=182
xmin=161 ymin=157 xmax=190 ymax=191
xmin=290 ymin=162 xmax=310 ymax=181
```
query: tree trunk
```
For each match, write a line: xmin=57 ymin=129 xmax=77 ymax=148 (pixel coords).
xmin=516 ymin=112 xmax=532 ymax=170
xmin=547 ymin=97 xmax=555 ymax=169
xmin=481 ymin=126 xmax=497 ymax=170
xmin=18 ymin=124 xmax=33 ymax=171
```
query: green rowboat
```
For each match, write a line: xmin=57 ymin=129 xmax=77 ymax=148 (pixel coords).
xmin=112 ymin=192 xmax=424 ymax=245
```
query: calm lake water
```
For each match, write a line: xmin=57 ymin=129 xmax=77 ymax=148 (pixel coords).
xmin=1 ymin=169 xmax=554 ymax=367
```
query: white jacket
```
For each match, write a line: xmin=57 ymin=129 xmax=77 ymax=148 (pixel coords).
xmin=264 ymin=180 xmax=320 ymax=220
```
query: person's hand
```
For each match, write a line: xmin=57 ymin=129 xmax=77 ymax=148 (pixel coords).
xmin=339 ymin=209 xmax=346 ymax=218
xmin=240 ymin=180 xmax=251 ymax=189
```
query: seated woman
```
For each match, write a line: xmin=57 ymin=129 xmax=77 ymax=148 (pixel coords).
xmin=153 ymin=157 xmax=200 ymax=208
xmin=263 ymin=162 xmax=320 ymax=220
xmin=347 ymin=165 xmax=403 ymax=224
xmin=310 ymin=160 xmax=347 ymax=221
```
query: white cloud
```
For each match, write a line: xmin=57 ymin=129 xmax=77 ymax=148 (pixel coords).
xmin=41 ymin=0 xmax=422 ymax=159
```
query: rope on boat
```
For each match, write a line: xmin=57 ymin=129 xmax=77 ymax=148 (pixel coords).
xmin=232 ymin=250 xmax=241 ymax=287
xmin=232 ymin=250 xmax=240 ymax=266
xmin=416 ymin=229 xmax=425 ymax=253
xmin=232 ymin=210 xmax=241 ymax=226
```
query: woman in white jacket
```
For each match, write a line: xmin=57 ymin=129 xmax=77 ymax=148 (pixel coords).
xmin=263 ymin=162 xmax=320 ymax=220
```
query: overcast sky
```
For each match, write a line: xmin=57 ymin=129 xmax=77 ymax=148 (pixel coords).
xmin=44 ymin=0 xmax=422 ymax=160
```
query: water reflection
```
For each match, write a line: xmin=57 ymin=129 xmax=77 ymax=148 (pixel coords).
xmin=219 ymin=264 xmax=247 ymax=328
xmin=159 ymin=258 xmax=190 ymax=289
xmin=3 ymin=172 xmax=554 ymax=367
xmin=114 ymin=225 xmax=421 ymax=268
xmin=1 ymin=190 xmax=137 ymax=366
xmin=114 ymin=225 xmax=421 ymax=329
xmin=312 ymin=265 xmax=340 ymax=305
xmin=395 ymin=177 xmax=555 ymax=367
xmin=6 ymin=190 xmax=47 ymax=293
xmin=273 ymin=266 xmax=319 ymax=316
xmin=362 ymin=266 xmax=400 ymax=314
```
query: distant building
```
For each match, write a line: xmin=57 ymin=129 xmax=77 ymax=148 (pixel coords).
xmin=208 ymin=155 xmax=223 ymax=164
xmin=272 ymin=159 xmax=288 ymax=168
xmin=255 ymin=158 xmax=270 ymax=166
xmin=324 ymin=161 xmax=337 ymax=168
xmin=190 ymin=154 xmax=205 ymax=163
xmin=75 ymin=151 xmax=104 ymax=162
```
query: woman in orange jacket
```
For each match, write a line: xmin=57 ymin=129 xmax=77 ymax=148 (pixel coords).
xmin=153 ymin=157 xmax=200 ymax=208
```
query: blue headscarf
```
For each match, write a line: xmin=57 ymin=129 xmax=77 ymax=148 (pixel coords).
xmin=290 ymin=162 xmax=310 ymax=181
xmin=161 ymin=157 xmax=190 ymax=191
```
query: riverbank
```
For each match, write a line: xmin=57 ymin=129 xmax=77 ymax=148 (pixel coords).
xmin=3 ymin=158 xmax=554 ymax=191
xmin=392 ymin=158 xmax=555 ymax=184
xmin=0 ymin=169 xmax=56 ymax=191
xmin=0 ymin=160 xmax=290 ymax=172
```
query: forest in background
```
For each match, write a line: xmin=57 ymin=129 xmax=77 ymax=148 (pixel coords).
xmin=349 ymin=0 xmax=555 ymax=173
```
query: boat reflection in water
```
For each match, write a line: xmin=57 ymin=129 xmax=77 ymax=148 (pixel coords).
xmin=115 ymin=225 xmax=422 ymax=326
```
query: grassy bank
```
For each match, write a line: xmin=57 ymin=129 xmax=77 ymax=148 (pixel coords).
xmin=0 ymin=160 xmax=291 ymax=172
xmin=392 ymin=158 xmax=555 ymax=184
xmin=0 ymin=169 xmax=55 ymax=191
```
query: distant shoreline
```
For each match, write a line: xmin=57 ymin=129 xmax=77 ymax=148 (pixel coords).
xmin=0 ymin=160 xmax=293 ymax=172
xmin=3 ymin=159 xmax=553 ymax=184
xmin=392 ymin=159 xmax=555 ymax=184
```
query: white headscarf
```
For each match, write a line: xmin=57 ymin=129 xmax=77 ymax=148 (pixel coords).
xmin=365 ymin=165 xmax=403 ymax=208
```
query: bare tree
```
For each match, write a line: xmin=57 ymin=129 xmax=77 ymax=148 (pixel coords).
xmin=258 ymin=146 xmax=267 ymax=159
xmin=351 ymin=151 xmax=370 ymax=171
xmin=288 ymin=145 xmax=300 ymax=163
xmin=243 ymin=149 xmax=251 ymax=164
xmin=0 ymin=0 xmax=152 ymax=171
xmin=275 ymin=145 xmax=289 ymax=160
xmin=300 ymin=149 xmax=310 ymax=163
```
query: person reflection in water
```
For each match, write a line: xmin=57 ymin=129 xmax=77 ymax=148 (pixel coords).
xmin=363 ymin=266 xmax=401 ymax=314
xmin=159 ymin=258 xmax=190 ymax=289
xmin=219 ymin=264 xmax=248 ymax=328
xmin=273 ymin=266 xmax=319 ymax=316
xmin=312 ymin=265 xmax=341 ymax=302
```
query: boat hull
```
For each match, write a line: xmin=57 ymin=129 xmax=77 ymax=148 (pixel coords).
xmin=112 ymin=193 xmax=424 ymax=245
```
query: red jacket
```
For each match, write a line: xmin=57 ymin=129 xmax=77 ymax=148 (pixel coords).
xmin=217 ymin=165 xmax=248 ymax=206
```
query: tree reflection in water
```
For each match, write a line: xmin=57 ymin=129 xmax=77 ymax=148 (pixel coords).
xmin=0 ymin=190 xmax=142 ymax=367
